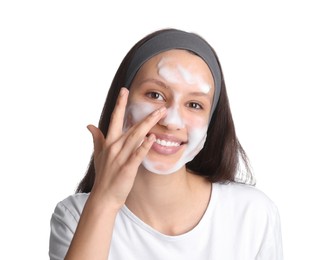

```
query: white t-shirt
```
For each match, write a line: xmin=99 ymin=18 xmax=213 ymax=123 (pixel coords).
xmin=49 ymin=182 xmax=283 ymax=260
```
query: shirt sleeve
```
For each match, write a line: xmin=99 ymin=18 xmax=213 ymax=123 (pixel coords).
xmin=256 ymin=204 xmax=284 ymax=260
xmin=49 ymin=201 xmax=78 ymax=260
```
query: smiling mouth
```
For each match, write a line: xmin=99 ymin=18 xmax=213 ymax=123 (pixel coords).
xmin=147 ymin=133 xmax=187 ymax=149
xmin=155 ymin=138 xmax=181 ymax=147
xmin=150 ymin=137 xmax=185 ymax=155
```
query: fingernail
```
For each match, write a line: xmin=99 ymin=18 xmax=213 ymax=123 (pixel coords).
xmin=148 ymin=134 xmax=156 ymax=142
xmin=152 ymin=107 xmax=166 ymax=116
xmin=119 ymin=87 xmax=127 ymax=96
xmin=152 ymin=109 xmax=160 ymax=116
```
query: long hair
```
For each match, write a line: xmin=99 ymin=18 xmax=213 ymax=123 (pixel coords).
xmin=76 ymin=28 xmax=254 ymax=193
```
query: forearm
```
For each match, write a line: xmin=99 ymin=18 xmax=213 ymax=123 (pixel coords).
xmin=64 ymin=195 xmax=119 ymax=260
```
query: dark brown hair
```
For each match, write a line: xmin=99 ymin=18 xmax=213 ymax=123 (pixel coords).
xmin=76 ymin=28 xmax=254 ymax=193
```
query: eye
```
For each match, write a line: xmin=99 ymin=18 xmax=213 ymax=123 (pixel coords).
xmin=187 ymin=102 xmax=203 ymax=110
xmin=146 ymin=91 xmax=165 ymax=101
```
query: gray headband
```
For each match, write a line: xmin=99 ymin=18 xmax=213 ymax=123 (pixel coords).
xmin=125 ymin=29 xmax=222 ymax=114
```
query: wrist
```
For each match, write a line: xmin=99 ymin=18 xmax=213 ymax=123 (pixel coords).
xmin=87 ymin=189 xmax=124 ymax=214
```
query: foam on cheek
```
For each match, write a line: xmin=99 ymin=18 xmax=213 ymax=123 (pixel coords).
xmin=123 ymin=102 xmax=155 ymax=131
xmin=184 ymin=126 xmax=208 ymax=160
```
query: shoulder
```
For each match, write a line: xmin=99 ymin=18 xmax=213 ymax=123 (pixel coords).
xmin=210 ymin=182 xmax=283 ymax=258
xmin=52 ymin=193 xmax=89 ymax=223
xmin=214 ymin=181 xmax=276 ymax=204
xmin=213 ymin=182 xmax=279 ymax=217
xmin=49 ymin=193 xmax=90 ymax=258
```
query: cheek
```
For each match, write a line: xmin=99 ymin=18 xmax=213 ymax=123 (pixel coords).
xmin=184 ymin=115 xmax=209 ymax=142
xmin=183 ymin=113 xmax=208 ymax=130
xmin=124 ymin=102 xmax=157 ymax=130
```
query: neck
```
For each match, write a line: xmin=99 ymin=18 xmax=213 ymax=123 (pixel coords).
xmin=126 ymin=165 xmax=191 ymax=209
xmin=125 ymin=165 xmax=211 ymax=235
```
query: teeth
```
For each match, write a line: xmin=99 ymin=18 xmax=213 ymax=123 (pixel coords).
xmin=155 ymin=138 xmax=180 ymax=147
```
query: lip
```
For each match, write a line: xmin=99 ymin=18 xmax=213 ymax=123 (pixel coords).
xmin=148 ymin=133 xmax=187 ymax=155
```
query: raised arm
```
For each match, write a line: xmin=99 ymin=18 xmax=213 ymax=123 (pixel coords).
xmin=62 ymin=88 xmax=166 ymax=260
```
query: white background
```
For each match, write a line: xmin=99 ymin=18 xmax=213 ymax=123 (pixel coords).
xmin=1 ymin=0 xmax=331 ymax=259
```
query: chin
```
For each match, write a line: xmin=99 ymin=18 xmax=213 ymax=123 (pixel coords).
xmin=142 ymin=159 xmax=184 ymax=175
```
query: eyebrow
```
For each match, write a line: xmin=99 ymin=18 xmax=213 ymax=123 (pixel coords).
xmin=139 ymin=78 xmax=169 ymax=89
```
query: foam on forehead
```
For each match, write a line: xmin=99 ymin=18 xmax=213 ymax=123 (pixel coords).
xmin=124 ymin=29 xmax=222 ymax=114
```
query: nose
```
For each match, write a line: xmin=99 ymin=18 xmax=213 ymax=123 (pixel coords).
xmin=158 ymin=105 xmax=185 ymax=130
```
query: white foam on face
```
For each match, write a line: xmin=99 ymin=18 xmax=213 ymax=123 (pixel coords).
xmin=123 ymin=102 xmax=155 ymax=132
xmin=158 ymin=95 xmax=185 ymax=128
xmin=123 ymin=55 xmax=212 ymax=175
xmin=158 ymin=58 xmax=212 ymax=94
xmin=178 ymin=65 xmax=211 ymax=94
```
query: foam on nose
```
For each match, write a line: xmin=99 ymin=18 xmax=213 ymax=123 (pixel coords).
xmin=161 ymin=104 xmax=185 ymax=129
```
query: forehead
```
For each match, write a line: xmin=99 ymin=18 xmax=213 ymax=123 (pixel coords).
xmin=133 ymin=49 xmax=215 ymax=90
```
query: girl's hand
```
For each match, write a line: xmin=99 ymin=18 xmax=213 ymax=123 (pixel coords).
xmin=87 ymin=87 xmax=166 ymax=210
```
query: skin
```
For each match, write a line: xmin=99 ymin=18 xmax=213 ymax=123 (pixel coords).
xmin=64 ymin=50 xmax=215 ymax=259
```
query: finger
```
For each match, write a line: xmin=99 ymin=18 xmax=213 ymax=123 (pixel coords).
xmin=130 ymin=134 xmax=156 ymax=166
xmin=116 ymin=107 xmax=166 ymax=161
xmin=106 ymin=87 xmax=129 ymax=143
xmin=87 ymin=124 xmax=104 ymax=155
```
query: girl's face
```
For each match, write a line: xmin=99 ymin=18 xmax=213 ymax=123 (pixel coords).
xmin=124 ymin=49 xmax=215 ymax=174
